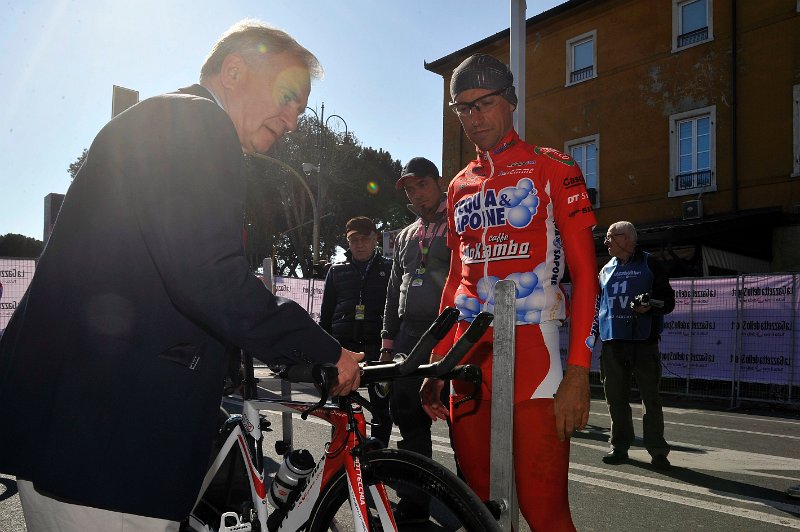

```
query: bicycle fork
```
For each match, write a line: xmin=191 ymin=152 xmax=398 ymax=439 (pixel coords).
xmin=345 ymin=448 xmax=396 ymax=531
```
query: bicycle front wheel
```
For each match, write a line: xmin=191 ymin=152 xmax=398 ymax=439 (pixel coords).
xmin=307 ymin=448 xmax=499 ymax=532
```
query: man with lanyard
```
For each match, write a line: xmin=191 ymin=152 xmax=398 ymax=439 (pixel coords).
xmin=380 ymin=157 xmax=450 ymax=524
xmin=320 ymin=217 xmax=393 ymax=447
xmin=420 ymin=54 xmax=599 ymax=531
xmin=597 ymin=220 xmax=675 ymax=470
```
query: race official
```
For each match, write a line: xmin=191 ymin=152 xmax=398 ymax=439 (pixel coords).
xmin=597 ymin=221 xmax=675 ymax=470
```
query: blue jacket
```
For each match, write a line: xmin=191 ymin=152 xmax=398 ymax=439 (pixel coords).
xmin=598 ymin=249 xmax=675 ymax=342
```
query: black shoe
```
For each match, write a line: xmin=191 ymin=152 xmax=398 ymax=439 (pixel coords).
xmin=393 ymin=504 xmax=430 ymax=525
xmin=651 ymin=455 xmax=671 ymax=470
xmin=601 ymin=448 xmax=629 ymax=465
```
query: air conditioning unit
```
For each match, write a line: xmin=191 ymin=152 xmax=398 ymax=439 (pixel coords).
xmin=681 ymin=199 xmax=703 ymax=220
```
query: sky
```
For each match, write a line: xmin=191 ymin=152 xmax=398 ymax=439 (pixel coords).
xmin=0 ymin=0 xmax=563 ymax=241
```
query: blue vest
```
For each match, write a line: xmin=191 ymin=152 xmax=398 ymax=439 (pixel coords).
xmin=598 ymin=251 xmax=662 ymax=341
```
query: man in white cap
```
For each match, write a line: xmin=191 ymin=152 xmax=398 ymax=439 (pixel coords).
xmin=421 ymin=53 xmax=599 ymax=531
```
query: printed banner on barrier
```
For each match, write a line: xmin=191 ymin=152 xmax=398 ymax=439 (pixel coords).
xmin=660 ymin=277 xmax=737 ymax=381
xmin=1 ymin=258 xmax=36 ymax=330
xmin=272 ymin=276 xmax=325 ymax=323
xmin=737 ymin=275 xmax=797 ymax=384
xmin=561 ymin=275 xmax=797 ymax=385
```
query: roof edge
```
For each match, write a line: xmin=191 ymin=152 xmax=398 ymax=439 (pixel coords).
xmin=424 ymin=0 xmax=594 ymax=75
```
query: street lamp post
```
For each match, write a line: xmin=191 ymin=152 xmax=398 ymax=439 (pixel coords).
xmin=303 ymin=104 xmax=348 ymax=272
xmin=250 ymin=152 xmax=320 ymax=274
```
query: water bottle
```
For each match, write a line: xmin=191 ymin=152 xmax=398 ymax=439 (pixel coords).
xmin=267 ymin=449 xmax=315 ymax=509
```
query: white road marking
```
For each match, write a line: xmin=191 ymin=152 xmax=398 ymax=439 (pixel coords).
xmin=569 ymin=473 xmax=800 ymax=528
xmin=572 ymin=463 xmax=800 ymax=514
xmin=589 ymin=409 xmax=800 ymax=440
xmin=571 ymin=439 xmax=800 ymax=479
xmin=257 ymin=400 xmax=800 ymax=526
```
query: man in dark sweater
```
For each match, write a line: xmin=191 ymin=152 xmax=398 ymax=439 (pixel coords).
xmin=381 ymin=158 xmax=450 ymax=524
xmin=320 ymin=217 xmax=393 ymax=446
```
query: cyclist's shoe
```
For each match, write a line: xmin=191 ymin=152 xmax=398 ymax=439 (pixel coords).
xmin=393 ymin=503 xmax=430 ymax=525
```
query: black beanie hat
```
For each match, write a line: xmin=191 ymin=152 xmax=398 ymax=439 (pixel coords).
xmin=449 ymin=54 xmax=517 ymax=107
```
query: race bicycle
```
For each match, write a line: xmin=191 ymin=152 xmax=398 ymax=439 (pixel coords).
xmin=183 ymin=308 xmax=500 ymax=532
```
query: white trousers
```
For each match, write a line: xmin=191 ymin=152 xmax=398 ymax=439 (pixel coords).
xmin=18 ymin=479 xmax=180 ymax=532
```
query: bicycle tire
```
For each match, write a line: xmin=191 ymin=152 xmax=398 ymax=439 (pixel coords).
xmin=307 ymin=448 xmax=500 ymax=532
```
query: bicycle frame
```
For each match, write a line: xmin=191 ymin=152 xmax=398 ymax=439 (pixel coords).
xmin=188 ymin=308 xmax=493 ymax=532
xmin=189 ymin=388 xmax=396 ymax=532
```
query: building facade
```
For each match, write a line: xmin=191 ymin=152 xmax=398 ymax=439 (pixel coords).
xmin=426 ymin=0 xmax=800 ymax=276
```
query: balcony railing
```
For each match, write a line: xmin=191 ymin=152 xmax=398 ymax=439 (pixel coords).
xmin=677 ymin=26 xmax=709 ymax=47
xmin=570 ymin=65 xmax=594 ymax=84
xmin=675 ymin=169 xmax=712 ymax=191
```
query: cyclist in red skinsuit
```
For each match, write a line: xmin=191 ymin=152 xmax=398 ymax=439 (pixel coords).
xmin=421 ymin=54 xmax=599 ymax=531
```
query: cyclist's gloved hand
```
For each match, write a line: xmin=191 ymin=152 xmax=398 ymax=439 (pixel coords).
xmin=331 ymin=348 xmax=364 ymax=396
xmin=420 ymin=377 xmax=448 ymax=421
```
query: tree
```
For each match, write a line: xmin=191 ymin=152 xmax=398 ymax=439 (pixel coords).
xmin=67 ymin=117 xmax=411 ymax=277
xmin=69 ymin=149 xmax=88 ymax=180
xmin=245 ymin=116 xmax=410 ymax=277
xmin=0 ymin=234 xmax=43 ymax=258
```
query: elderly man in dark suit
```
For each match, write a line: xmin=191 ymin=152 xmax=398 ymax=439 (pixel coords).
xmin=0 ymin=20 xmax=362 ymax=531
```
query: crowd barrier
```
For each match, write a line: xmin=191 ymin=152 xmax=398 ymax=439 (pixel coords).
xmin=271 ymin=272 xmax=799 ymax=407
xmin=2 ymin=255 xmax=796 ymax=407
xmin=559 ymin=273 xmax=799 ymax=407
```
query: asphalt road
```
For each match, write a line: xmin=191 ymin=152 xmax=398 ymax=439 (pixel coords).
xmin=2 ymin=378 xmax=799 ymax=531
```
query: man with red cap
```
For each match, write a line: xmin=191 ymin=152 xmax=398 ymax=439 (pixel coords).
xmin=421 ymin=53 xmax=599 ymax=531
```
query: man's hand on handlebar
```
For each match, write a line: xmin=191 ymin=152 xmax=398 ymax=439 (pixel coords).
xmin=331 ymin=348 xmax=364 ymax=397
xmin=420 ymin=377 xmax=448 ymax=421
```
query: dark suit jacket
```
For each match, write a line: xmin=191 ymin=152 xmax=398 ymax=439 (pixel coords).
xmin=0 ymin=85 xmax=340 ymax=520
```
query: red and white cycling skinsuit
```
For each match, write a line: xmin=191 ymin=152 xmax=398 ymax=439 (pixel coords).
xmin=434 ymin=130 xmax=597 ymax=531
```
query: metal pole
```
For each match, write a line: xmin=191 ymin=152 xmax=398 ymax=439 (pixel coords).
xmin=490 ymin=280 xmax=519 ymax=531
xmin=261 ymin=258 xmax=293 ymax=448
xmin=510 ymin=0 xmax=527 ymax=139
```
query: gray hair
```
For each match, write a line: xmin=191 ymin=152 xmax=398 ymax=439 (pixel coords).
xmin=200 ymin=19 xmax=323 ymax=83
xmin=610 ymin=221 xmax=638 ymax=244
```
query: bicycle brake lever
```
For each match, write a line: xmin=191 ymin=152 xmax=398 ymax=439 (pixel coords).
xmin=449 ymin=364 xmax=482 ymax=409
xmin=279 ymin=364 xmax=338 ymax=420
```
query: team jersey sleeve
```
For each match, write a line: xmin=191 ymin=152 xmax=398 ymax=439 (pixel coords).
xmin=539 ymin=150 xmax=599 ymax=368
xmin=432 ymin=179 xmax=461 ymax=358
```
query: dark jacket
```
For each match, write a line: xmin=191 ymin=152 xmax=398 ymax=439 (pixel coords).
xmin=319 ymin=250 xmax=391 ymax=349
xmin=382 ymin=197 xmax=450 ymax=339
xmin=0 ymin=85 xmax=340 ymax=521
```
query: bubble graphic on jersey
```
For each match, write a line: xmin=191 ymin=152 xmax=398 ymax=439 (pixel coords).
xmin=533 ymin=262 xmax=550 ymax=285
xmin=504 ymin=271 xmax=538 ymax=299
xmin=521 ymin=194 xmax=538 ymax=210
xmin=497 ymin=186 xmax=521 ymax=208
xmin=496 ymin=178 xmax=539 ymax=229
xmin=517 ymin=178 xmax=534 ymax=192
xmin=507 ymin=205 xmax=533 ymax=228
xmin=454 ymin=262 xmax=552 ymax=325
xmin=520 ymin=309 xmax=542 ymax=323
xmin=455 ymin=292 xmax=482 ymax=320
xmin=518 ymin=287 xmax=546 ymax=310
xmin=476 ymin=276 xmax=500 ymax=303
